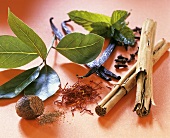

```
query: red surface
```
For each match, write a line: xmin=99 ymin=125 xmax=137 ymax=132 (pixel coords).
xmin=0 ymin=0 xmax=170 ymax=138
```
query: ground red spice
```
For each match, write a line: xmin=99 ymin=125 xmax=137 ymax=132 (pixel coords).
xmin=54 ymin=79 xmax=102 ymax=116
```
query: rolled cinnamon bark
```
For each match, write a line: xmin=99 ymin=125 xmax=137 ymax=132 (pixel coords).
xmin=134 ymin=19 xmax=156 ymax=117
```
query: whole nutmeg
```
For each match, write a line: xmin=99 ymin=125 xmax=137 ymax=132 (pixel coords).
xmin=15 ymin=95 xmax=44 ymax=120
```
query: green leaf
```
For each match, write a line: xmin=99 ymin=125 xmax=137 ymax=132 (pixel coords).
xmin=114 ymin=26 xmax=135 ymax=45
xmin=68 ymin=10 xmax=111 ymax=31
xmin=0 ymin=35 xmax=38 ymax=68
xmin=24 ymin=65 xmax=60 ymax=101
xmin=8 ymin=8 xmax=47 ymax=60
xmin=56 ymin=32 xmax=104 ymax=64
xmin=111 ymin=10 xmax=129 ymax=30
xmin=0 ymin=67 xmax=40 ymax=98
xmin=90 ymin=22 xmax=112 ymax=38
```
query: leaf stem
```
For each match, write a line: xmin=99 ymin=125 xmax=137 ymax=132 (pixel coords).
xmin=47 ymin=35 xmax=56 ymax=56
xmin=41 ymin=35 xmax=56 ymax=66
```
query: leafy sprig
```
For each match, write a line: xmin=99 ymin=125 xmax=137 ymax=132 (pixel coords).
xmin=68 ymin=10 xmax=135 ymax=46
xmin=0 ymin=9 xmax=104 ymax=100
xmin=68 ymin=10 xmax=111 ymax=31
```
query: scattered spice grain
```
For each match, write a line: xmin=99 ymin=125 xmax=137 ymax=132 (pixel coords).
xmin=37 ymin=110 xmax=64 ymax=125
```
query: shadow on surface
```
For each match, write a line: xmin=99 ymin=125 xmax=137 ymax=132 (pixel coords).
xmin=0 ymin=69 xmax=24 ymax=106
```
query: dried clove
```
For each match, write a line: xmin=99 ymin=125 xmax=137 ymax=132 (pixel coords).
xmin=135 ymin=36 xmax=140 ymax=40
xmin=114 ymin=54 xmax=129 ymax=69
xmin=115 ymin=58 xmax=128 ymax=64
xmin=117 ymin=54 xmax=128 ymax=60
xmin=114 ymin=63 xmax=128 ymax=69
xmin=132 ymin=26 xmax=142 ymax=34
xmin=127 ymin=54 xmax=135 ymax=63
xmin=135 ymin=47 xmax=139 ymax=55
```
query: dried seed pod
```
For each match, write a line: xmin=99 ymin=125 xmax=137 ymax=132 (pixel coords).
xmin=15 ymin=95 xmax=44 ymax=120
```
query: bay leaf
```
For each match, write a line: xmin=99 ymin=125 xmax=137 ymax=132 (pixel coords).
xmin=8 ymin=9 xmax=47 ymax=60
xmin=56 ymin=32 xmax=104 ymax=64
xmin=24 ymin=65 xmax=60 ymax=101
xmin=0 ymin=66 xmax=40 ymax=98
xmin=0 ymin=35 xmax=38 ymax=68
xmin=68 ymin=10 xmax=111 ymax=31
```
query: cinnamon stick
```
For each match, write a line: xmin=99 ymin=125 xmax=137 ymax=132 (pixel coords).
xmin=134 ymin=19 xmax=156 ymax=117
xmin=95 ymin=38 xmax=169 ymax=116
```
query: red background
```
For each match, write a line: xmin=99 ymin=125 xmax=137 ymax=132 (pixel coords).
xmin=0 ymin=0 xmax=170 ymax=137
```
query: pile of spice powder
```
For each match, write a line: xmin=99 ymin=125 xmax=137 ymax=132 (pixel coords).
xmin=37 ymin=110 xmax=64 ymax=125
xmin=54 ymin=79 xmax=102 ymax=116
